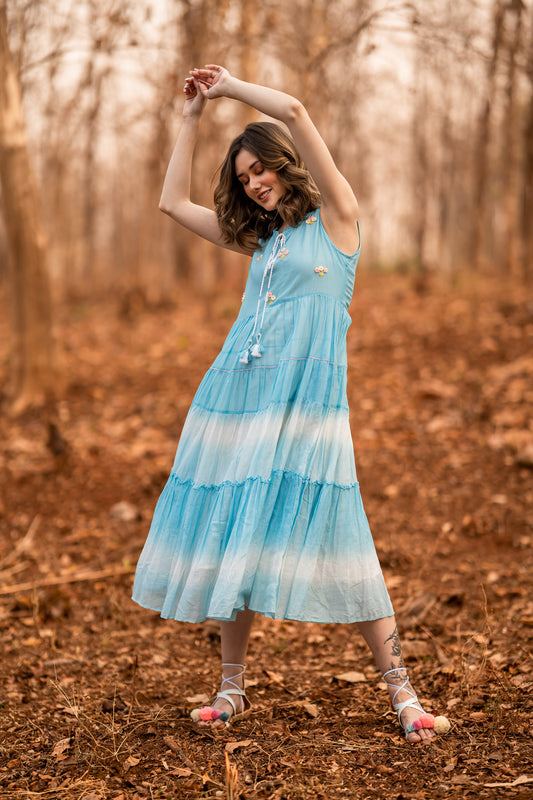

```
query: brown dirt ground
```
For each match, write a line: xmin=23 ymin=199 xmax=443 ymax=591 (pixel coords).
xmin=0 ymin=271 xmax=532 ymax=800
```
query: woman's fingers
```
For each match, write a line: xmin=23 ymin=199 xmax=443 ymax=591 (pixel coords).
xmin=185 ymin=65 xmax=228 ymax=99
xmin=183 ymin=76 xmax=196 ymax=94
xmin=189 ymin=65 xmax=227 ymax=84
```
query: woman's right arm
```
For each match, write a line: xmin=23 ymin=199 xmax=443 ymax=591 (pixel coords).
xmin=159 ymin=80 xmax=247 ymax=254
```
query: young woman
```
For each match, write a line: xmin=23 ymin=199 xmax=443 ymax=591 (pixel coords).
xmin=132 ymin=64 xmax=448 ymax=744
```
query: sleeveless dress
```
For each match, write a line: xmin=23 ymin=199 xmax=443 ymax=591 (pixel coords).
xmin=132 ymin=208 xmax=393 ymax=624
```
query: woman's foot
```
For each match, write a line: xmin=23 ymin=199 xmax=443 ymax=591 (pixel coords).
xmin=392 ymin=686 xmax=436 ymax=744
xmin=383 ymin=668 xmax=437 ymax=744
xmin=191 ymin=663 xmax=250 ymax=730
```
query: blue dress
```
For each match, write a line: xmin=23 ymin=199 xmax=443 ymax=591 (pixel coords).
xmin=132 ymin=208 xmax=393 ymax=623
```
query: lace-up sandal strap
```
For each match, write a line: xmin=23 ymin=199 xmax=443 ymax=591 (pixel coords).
xmin=221 ymin=662 xmax=246 ymax=681
xmin=382 ymin=668 xmax=416 ymax=711
xmin=216 ymin=687 xmax=247 ymax=716
xmin=218 ymin=662 xmax=249 ymax=717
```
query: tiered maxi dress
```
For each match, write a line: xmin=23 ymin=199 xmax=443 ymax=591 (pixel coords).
xmin=132 ymin=208 xmax=394 ymax=624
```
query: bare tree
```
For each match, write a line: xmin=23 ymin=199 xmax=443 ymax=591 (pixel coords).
xmin=471 ymin=0 xmax=505 ymax=271
xmin=501 ymin=0 xmax=525 ymax=277
xmin=0 ymin=1 xmax=56 ymax=412
xmin=522 ymin=2 xmax=533 ymax=282
xmin=411 ymin=32 xmax=429 ymax=273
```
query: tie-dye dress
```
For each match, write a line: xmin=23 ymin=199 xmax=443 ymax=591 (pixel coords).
xmin=132 ymin=208 xmax=393 ymax=623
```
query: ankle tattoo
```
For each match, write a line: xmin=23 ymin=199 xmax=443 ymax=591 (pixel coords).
xmin=384 ymin=626 xmax=405 ymax=669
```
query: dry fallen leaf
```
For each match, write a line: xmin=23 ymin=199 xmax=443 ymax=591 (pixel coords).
xmin=171 ymin=767 xmax=193 ymax=778
xmin=52 ymin=738 xmax=71 ymax=760
xmin=335 ymin=671 xmax=367 ymax=683
xmin=186 ymin=693 xmax=209 ymax=704
xmin=450 ymin=775 xmax=473 ymax=785
xmin=59 ymin=705 xmax=80 ymax=717
xmin=264 ymin=669 xmax=284 ymax=684
xmin=163 ymin=735 xmax=179 ymax=752
xmin=123 ymin=755 xmax=140 ymax=773
xmin=302 ymin=702 xmax=319 ymax=718
xmin=225 ymin=739 xmax=252 ymax=754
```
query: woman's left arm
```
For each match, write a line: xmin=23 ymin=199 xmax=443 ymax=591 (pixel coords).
xmin=191 ymin=66 xmax=359 ymax=253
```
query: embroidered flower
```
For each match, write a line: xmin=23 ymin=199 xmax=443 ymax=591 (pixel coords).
xmin=256 ymin=254 xmax=263 ymax=262
xmin=267 ymin=292 xmax=276 ymax=305
xmin=306 ymin=215 xmax=317 ymax=225
xmin=241 ymin=291 xmax=246 ymax=302
xmin=278 ymin=248 xmax=289 ymax=259
xmin=314 ymin=265 xmax=328 ymax=276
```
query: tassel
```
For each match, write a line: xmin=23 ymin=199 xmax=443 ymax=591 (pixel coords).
xmin=239 ymin=348 xmax=251 ymax=364
xmin=250 ymin=342 xmax=262 ymax=358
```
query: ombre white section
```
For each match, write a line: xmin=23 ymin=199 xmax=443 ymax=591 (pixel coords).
xmin=173 ymin=403 xmax=357 ymax=487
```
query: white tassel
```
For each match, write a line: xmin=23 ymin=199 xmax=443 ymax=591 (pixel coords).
xmin=238 ymin=233 xmax=284 ymax=365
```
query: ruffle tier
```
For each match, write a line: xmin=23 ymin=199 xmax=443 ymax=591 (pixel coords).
xmin=132 ymin=470 xmax=393 ymax=623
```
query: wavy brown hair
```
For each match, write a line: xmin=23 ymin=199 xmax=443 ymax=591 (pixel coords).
xmin=214 ymin=122 xmax=321 ymax=253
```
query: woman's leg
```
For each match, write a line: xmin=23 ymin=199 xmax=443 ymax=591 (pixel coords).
xmin=357 ymin=615 xmax=436 ymax=744
xmin=199 ymin=607 xmax=255 ymax=728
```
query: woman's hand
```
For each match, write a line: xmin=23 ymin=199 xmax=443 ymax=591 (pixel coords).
xmin=182 ymin=77 xmax=207 ymax=119
xmin=189 ymin=64 xmax=232 ymax=99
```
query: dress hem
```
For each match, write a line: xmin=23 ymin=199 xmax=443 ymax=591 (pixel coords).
xmin=131 ymin=595 xmax=395 ymax=626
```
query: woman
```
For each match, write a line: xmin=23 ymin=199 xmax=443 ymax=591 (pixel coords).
xmin=132 ymin=64 xmax=447 ymax=744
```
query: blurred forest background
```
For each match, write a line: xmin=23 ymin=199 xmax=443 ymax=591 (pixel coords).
xmin=0 ymin=0 xmax=532 ymax=411
xmin=1 ymin=3 xmax=533 ymax=797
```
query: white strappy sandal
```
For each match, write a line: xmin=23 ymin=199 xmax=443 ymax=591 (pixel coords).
xmin=190 ymin=662 xmax=251 ymax=728
xmin=383 ymin=668 xmax=442 ymax=742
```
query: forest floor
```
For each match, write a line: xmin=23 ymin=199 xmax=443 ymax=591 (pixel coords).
xmin=0 ymin=271 xmax=532 ymax=800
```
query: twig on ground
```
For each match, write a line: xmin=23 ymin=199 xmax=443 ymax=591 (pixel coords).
xmin=0 ymin=564 xmax=135 ymax=596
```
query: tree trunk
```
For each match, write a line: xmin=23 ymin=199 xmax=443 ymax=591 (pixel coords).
xmin=240 ymin=0 xmax=258 ymax=128
xmin=0 ymin=2 xmax=56 ymax=412
xmin=502 ymin=0 xmax=523 ymax=277
xmin=412 ymin=37 xmax=428 ymax=273
xmin=521 ymin=3 xmax=533 ymax=283
xmin=471 ymin=0 xmax=505 ymax=271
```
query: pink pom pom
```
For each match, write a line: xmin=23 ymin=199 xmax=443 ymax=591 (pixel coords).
xmin=419 ymin=713 xmax=435 ymax=728
xmin=198 ymin=707 xmax=213 ymax=721
xmin=211 ymin=709 xmax=221 ymax=720
xmin=413 ymin=718 xmax=423 ymax=730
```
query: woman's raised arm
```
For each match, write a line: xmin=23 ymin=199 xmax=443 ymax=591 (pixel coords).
xmin=159 ymin=79 xmax=248 ymax=254
xmin=192 ymin=65 xmax=359 ymax=253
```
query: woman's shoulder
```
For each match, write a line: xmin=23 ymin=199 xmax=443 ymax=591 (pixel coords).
xmin=302 ymin=206 xmax=360 ymax=259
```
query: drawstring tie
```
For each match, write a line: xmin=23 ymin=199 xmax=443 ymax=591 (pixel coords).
xmin=239 ymin=232 xmax=286 ymax=365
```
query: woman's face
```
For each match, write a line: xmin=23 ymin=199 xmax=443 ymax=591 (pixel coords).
xmin=234 ymin=148 xmax=285 ymax=211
